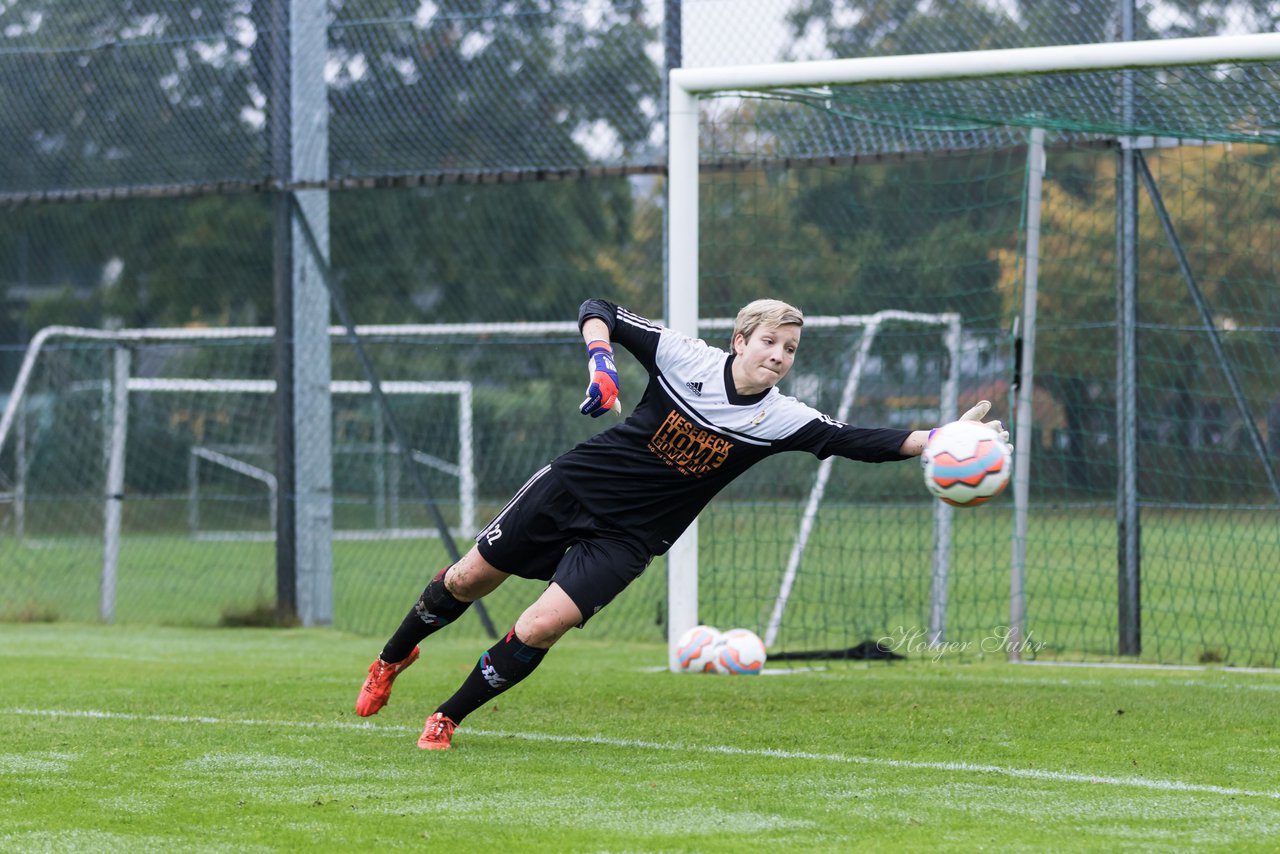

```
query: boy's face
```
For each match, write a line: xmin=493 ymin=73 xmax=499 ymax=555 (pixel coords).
xmin=733 ymin=323 xmax=800 ymax=391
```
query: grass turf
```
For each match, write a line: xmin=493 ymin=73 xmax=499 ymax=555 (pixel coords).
xmin=2 ymin=622 xmax=1279 ymax=851
xmin=3 ymin=503 xmax=1277 ymax=665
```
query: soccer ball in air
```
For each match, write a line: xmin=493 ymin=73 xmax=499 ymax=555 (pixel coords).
xmin=675 ymin=624 xmax=723 ymax=672
xmin=711 ymin=628 xmax=767 ymax=675
xmin=922 ymin=420 xmax=1012 ymax=507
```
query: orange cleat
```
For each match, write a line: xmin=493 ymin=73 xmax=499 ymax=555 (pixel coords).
xmin=355 ymin=646 xmax=420 ymax=717
xmin=417 ymin=712 xmax=458 ymax=750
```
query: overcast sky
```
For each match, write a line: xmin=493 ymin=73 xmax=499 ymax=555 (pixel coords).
xmin=656 ymin=0 xmax=827 ymax=67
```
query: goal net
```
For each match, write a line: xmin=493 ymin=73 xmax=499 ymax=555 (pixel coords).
xmin=173 ymin=379 xmax=473 ymax=543
xmin=0 ymin=327 xmax=476 ymax=626
xmin=0 ymin=315 xmax=961 ymax=641
xmin=668 ymin=35 xmax=1280 ymax=668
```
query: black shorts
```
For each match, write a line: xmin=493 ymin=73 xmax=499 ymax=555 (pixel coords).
xmin=475 ymin=465 xmax=653 ymax=626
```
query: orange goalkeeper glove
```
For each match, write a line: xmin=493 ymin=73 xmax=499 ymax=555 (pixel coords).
xmin=579 ymin=339 xmax=620 ymax=418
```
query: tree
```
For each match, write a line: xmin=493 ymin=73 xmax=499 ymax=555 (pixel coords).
xmin=991 ymin=143 xmax=1280 ymax=496
xmin=324 ymin=0 xmax=661 ymax=323
xmin=0 ymin=0 xmax=663 ymax=335
xmin=786 ymin=0 xmax=1280 ymax=61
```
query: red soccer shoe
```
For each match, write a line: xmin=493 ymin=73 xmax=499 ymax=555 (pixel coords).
xmin=355 ymin=646 xmax=420 ymax=717
xmin=417 ymin=712 xmax=458 ymax=750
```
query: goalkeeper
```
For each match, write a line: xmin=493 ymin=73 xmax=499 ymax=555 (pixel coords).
xmin=355 ymin=298 xmax=1009 ymax=750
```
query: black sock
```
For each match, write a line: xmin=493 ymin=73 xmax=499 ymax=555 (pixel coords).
xmin=436 ymin=627 xmax=548 ymax=724
xmin=380 ymin=566 xmax=471 ymax=663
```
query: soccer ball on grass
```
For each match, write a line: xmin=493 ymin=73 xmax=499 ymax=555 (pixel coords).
xmin=711 ymin=628 xmax=767 ymax=675
xmin=675 ymin=624 xmax=722 ymax=672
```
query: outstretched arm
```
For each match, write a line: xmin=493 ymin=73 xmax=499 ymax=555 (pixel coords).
xmin=898 ymin=430 xmax=932 ymax=457
xmin=581 ymin=317 xmax=610 ymax=349
xmin=900 ymin=400 xmax=1010 ymax=456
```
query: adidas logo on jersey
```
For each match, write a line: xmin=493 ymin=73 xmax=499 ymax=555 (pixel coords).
xmin=685 ymin=381 xmax=703 ymax=396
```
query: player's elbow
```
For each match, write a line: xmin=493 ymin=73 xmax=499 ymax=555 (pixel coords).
xmin=577 ymin=299 xmax=617 ymax=332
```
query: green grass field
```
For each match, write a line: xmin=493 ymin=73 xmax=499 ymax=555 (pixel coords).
xmin=3 ymin=622 xmax=1279 ymax=852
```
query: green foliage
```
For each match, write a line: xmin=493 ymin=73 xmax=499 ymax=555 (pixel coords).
xmin=1 ymin=0 xmax=662 ymax=333
xmin=695 ymin=98 xmax=1020 ymax=324
xmin=788 ymin=0 xmax=1021 ymax=58
xmin=109 ymin=195 xmax=274 ymax=328
xmin=991 ymin=143 xmax=1280 ymax=501
xmin=329 ymin=0 xmax=660 ymax=173
xmin=332 ymin=179 xmax=648 ymax=325
xmin=19 ymin=285 xmax=106 ymax=331
xmin=0 ymin=1 xmax=264 ymax=192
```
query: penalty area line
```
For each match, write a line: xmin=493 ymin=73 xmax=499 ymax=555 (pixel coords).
xmin=633 ymin=666 xmax=825 ymax=675
xmin=7 ymin=706 xmax=1278 ymax=801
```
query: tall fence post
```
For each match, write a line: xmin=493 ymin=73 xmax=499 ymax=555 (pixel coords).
xmin=102 ymin=345 xmax=131 ymax=624
xmin=1116 ymin=0 xmax=1142 ymax=657
xmin=1010 ymin=128 xmax=1045 ymax=661
xmin=271 ymin=0 xmax=333 ymax=626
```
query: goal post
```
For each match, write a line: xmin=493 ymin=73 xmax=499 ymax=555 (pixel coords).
xmin=666 ymin=33 xmax=1280 ymax=670
xmin=2 ymin=318 xmax=960 ymax=639
xmin=0 ymin=326 xmax=479 ymax=625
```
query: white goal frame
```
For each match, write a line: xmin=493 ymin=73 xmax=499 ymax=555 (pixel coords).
xmin=1 ymin=341 xmax=477 ymax=543
xmin=129 ymin=378 xmax=476 ymax=543
xmin=666 ymin=32 xmax=1280 ymax=670
xmin=0 ymin=326 xmax=476 ymax=622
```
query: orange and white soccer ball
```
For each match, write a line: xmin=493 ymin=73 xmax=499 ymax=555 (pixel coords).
xmin=711 ymin=628 xmax=767 ymax=675
xmin=922 ymin=420 xmax=1012 ymax=507
xmin=675 ymin=624 xmax=722 ymax=672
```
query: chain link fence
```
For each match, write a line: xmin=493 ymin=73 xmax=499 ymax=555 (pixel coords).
xmin=1 ymin=1 xmax=1278 ymax=664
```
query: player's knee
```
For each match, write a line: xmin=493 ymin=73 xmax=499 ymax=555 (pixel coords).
xmin=444 ymin=568 xmax=486 ymax=602
xmin=443 ymin=569 xmax=470 ymax=601
xmin=444 ymin=549 xmax=503 ymax=601
xmin=515 ymin=582 xmax=584 ymax=647
xmin=514 ymin=609 xmax=573 ymax=649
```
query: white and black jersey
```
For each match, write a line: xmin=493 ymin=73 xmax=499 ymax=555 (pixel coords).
xmin=551 ymin=300 xmax=912 ymax=555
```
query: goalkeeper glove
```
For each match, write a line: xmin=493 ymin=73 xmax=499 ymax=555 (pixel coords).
xmin=929 ymin=399 xmax=1013 ymax=449
xmin=961 ymin=400 xmax=1011 ymax=448
xmin=958 ymin=400 xmax=991 ymax=424
xmin=579 ymin=339 xmax=620 ymax=418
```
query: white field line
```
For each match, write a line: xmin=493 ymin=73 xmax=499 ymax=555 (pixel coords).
xmin=872 ymin=670 xmax=1280 ymax=694
xmin=1018 ymin=660 xmax=1280 ymax=675
xmin=633 ymin=666 xmax=826 ymax=675
xmin=7 ymin=706 xmax=1279 ymax=801
xmin=0 ymin=650 xmax=172 ymax=663
xmin=816 ymin=663 xmax=1280 ymax=693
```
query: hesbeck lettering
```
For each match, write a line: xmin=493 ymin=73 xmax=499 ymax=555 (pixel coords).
xmin=648 ymin=410 xmax=733 ymax=475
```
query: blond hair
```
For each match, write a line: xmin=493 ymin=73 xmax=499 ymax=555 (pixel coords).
xmin=731 ymin=298 xmax=804 ymax=349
